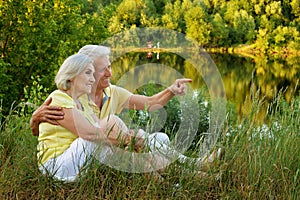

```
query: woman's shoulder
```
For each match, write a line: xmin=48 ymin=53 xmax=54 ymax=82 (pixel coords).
xmin=48 ymin=90 xmax=75 ymax=108
xmin=49 ymin=89 xmax=68 ymax=96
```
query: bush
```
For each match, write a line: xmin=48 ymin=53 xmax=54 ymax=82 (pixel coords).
xmin=125 ymin=83 xmax=212 ymax=151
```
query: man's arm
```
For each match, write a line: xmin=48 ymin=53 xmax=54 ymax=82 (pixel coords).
xmin=124 ymin=78 xmax=192 ymax=111
xmin=30 ymin=97 xmax=64 ymax=136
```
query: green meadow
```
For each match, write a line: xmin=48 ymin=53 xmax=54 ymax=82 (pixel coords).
xmin=0 ymin=88 xmax=299 ymax=199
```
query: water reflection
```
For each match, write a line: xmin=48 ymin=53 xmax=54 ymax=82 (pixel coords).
xmin=212 ymin=53 xmax=299 ymax=117
xmin=111 ymin=52 xmax=299 ymax=117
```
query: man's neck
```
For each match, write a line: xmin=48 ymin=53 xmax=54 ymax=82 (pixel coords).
xmin=90 ymin=86 xmax=104 ymax=107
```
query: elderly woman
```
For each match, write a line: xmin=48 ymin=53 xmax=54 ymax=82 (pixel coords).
xmin=37 ymin=53 xmax=139 ymax=182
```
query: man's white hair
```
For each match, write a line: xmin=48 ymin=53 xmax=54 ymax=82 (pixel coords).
xmin=78 ymin=45 xmax=110 ymax=60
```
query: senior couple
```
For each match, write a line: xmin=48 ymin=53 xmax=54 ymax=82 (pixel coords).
xmin=31 ymin=45 xmax=221 ymax=182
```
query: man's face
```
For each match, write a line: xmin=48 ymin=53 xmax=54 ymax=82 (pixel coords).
xmin=93 ymin=55 xmax=112 ymax=89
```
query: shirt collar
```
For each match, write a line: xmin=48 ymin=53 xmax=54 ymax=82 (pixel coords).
xmin=102 ymin=89 xmax=109 ymax=107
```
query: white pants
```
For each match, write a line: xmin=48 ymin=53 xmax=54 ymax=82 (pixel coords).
xmin=39 ymin=138 xmax=113 ymax=182
xmin=142 ymin=131 xmax=171 ymax=152
xmin=39 ymin=132 xmax=171 ymax=182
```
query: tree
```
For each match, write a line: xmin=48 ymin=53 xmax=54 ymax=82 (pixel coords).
xmin=290 ymin=0 xmax=300 ymax=24
xmin=291 ymin=0 xmax=300 ymax=17
xmin=265 ymin=1 xmax=286 ymax=26
xmin=272 ymin=25 xmax=300 ymax=50
xmin=0 ymin=0 xmax=109 ymax=117
xmin=232 ymin=9 xmax=256 ymax=43
xmin=211 ymin=13 xmax=230 ymax=46
xmin=108 ymin=0 xmax=146 ymax=34
xmin=184 ymin=5 xmax=212 ymax=46
xmin=161 ymin=0 xmax=192 ymax=33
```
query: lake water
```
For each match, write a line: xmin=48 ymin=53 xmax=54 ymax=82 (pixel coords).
xmin=110 ymin=51 xmax=299 ymax=119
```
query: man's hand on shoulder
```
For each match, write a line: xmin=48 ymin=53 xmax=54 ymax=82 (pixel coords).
xmin=30 ymin=97 xmax=64 ymax=136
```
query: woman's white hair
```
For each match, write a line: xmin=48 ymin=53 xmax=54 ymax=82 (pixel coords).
xmin=55 ymin=54 xmax=93 ymax=90
xmin=78 ymin=45 xmax=110 ymax=60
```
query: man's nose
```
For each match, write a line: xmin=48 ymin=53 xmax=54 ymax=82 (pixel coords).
xmin=105 ymin=67 xmax=112 ymax=77
xmin=91 ymin=75 xmax=95 ymax=83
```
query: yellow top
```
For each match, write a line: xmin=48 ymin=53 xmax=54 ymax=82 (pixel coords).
xmin=37 ymin=90 xmax=96 ymax=166
xmin=79 ymin=85 xmax=132 ymax=120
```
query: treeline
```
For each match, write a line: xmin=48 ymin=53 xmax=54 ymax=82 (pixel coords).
xmin=107 ymin=0 xmax=300 ymax=53
xmin=0 ymin=0 xmax=299 ymax=118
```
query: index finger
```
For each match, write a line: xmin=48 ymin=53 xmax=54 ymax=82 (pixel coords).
xmin=178 ymin=78 xmax=192 ymax=83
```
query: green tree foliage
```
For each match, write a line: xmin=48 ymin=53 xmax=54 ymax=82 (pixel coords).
xmin=161 ymin=0 xmax=192 ymax=32
xmin=272 ymin=26 xmax=300 ymax=50
xmin=108 ymin=0 xmax=147 ymax=33
xmin=290 ymin=0 xmax=300 ymax=24
xmin=211 ymin=13 xmax=230 ymax=46
xmin=1 ymin=0 xmax=299 ymax=120
xmin=184 ymin=5 xmax=212 ymax=45
xmin=232 ymin=10 xmax=256 ymax=43
xmin=0 ymin=0 xmax=109 ymax=117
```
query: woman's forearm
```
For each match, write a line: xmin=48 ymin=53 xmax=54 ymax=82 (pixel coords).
xmin=68 ymin=111 xmax=131 ymax=146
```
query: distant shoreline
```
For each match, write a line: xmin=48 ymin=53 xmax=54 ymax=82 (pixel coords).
xmin=111 ymin=46 xmax=300 ymax=58
xmin=204 ymin=45 xmax=300 ymax=58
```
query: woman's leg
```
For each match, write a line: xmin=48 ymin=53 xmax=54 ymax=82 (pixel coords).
xmin=39 ymin=138 xmax=98 ymax=182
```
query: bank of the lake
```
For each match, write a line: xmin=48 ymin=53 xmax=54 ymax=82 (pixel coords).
xmin=205 ymin=45 xmax=300 ymax=58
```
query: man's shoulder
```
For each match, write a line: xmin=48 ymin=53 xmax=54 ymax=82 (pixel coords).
xmin=106 ymin=84 xmax=132 ymax=94
xmin=104 ymin=84 xmax=123 ymax=95
xmin=106 ymin=84 xmax=117 ymax=90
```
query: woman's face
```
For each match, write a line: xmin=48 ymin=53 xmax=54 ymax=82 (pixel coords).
xmin=72 ymin=63 xmax=95 ymax=97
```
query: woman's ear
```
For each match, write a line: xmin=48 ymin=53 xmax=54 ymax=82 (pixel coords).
xmin=65 ymin=79 xmax=71 ymax=90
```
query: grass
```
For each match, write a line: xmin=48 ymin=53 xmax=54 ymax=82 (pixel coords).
xmin=0 ymin=91 xmax=299 ymax=199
